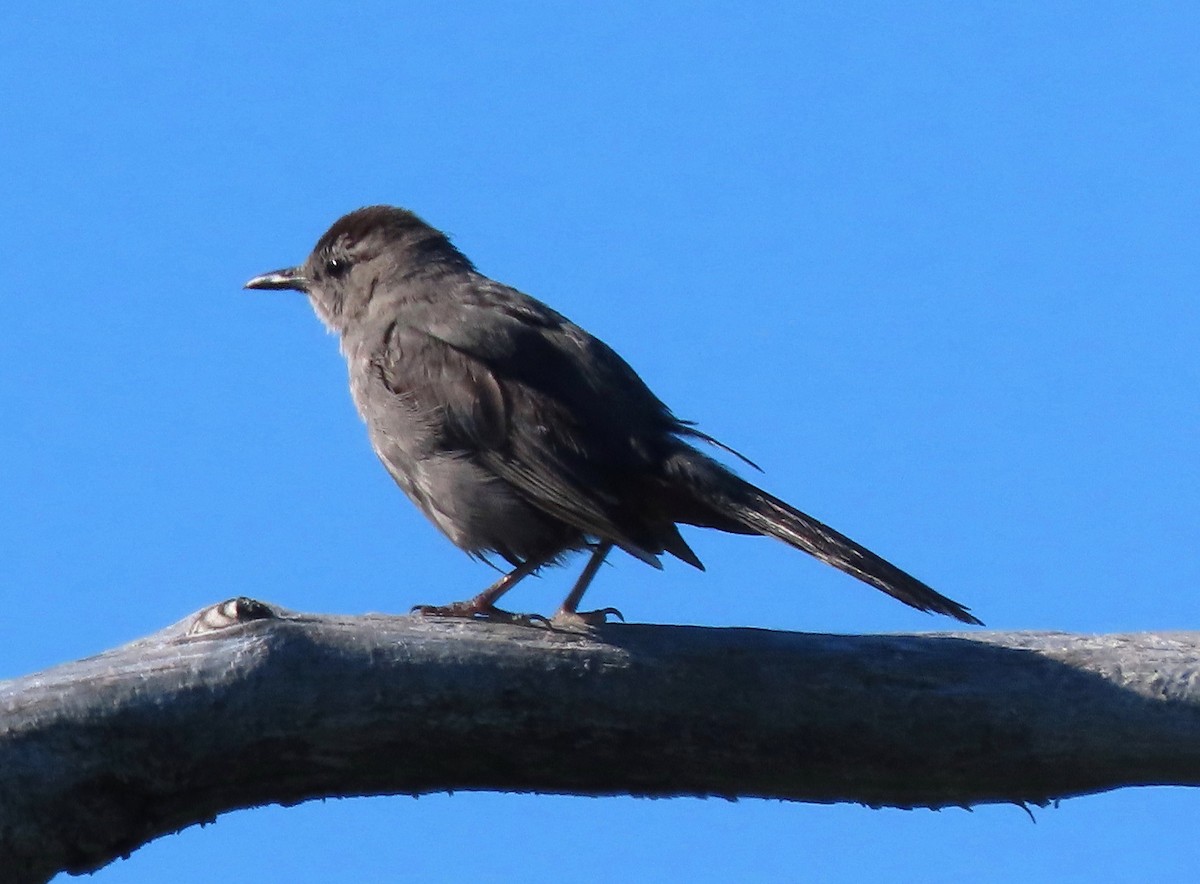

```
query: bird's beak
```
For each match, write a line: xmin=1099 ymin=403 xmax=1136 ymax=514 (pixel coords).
xmin=244 ymin=266 xmax=309 ymax=292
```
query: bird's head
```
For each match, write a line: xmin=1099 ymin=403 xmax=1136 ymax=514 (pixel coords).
xmin=244 ymin=205 xmax=474 ymax=333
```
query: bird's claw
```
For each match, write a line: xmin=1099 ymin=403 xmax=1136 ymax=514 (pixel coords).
xmin=412 ymin=601 xmax=551 ymax=628
xmin=551 ymin=606 xmax=625 ymax=629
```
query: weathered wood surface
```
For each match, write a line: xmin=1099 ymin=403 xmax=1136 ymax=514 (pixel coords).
xmin=3 ymin=597 xmax=1199 ymax=882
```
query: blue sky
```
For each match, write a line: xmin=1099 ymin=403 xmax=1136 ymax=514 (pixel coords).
xmin=3 ymin=3 xmax=1199 ymax=881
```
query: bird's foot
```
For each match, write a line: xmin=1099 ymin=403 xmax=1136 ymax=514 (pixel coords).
xmin=550 ymin=606 xmax=625 ymax=629
xmin=412 ymin=601 xmax=550 ymax=628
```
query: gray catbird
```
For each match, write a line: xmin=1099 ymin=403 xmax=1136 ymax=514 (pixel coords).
xmin=246 ymin=205 xmax=981 ymax=626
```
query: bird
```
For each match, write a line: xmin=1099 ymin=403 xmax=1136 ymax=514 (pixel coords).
xmin=245 ymin=205 xmax=981 ymax=627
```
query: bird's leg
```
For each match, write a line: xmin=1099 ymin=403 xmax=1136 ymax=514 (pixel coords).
xmin=413 ymin=557 xmax=549 ymax=625
xmin=551 ymin=541 xmax=623 ymax=627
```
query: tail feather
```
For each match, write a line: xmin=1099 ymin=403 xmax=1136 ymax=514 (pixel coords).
xmin=671 ymin=454 xmax=982 ymax=625
xmin=739 ymin=488 xmax=981 ymax=624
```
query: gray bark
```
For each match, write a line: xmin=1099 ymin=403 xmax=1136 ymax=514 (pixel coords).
xmin=2 ymin=597 xmax=1199 ymax=883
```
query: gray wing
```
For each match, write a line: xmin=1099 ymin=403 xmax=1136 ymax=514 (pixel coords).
xmin=373 ymin=289 xmax=698 ymax=565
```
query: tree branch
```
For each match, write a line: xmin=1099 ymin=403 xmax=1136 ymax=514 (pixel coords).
xmin=3 ymin=598 xmax=1199 ymax=882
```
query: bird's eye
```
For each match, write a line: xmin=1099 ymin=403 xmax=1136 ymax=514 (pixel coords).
xmin=325 ymin=256 xmax=348 ymax=277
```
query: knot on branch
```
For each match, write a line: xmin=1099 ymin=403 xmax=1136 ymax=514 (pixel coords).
xmin=187 ymin=597 xmax=277 ymax=635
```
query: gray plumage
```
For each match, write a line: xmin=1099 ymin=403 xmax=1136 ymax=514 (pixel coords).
xmin=245 ymin=205 xmax=981 ymax=626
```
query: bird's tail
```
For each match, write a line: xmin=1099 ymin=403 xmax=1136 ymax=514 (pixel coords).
xmin=669 ymin=453 xmax=982 ymax=625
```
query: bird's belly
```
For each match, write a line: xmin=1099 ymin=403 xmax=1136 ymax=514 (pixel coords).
xmin=349 ymin=352 xmax=581 ymax=561
xmin=368 ymin=425 xmax=581 ymax=562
